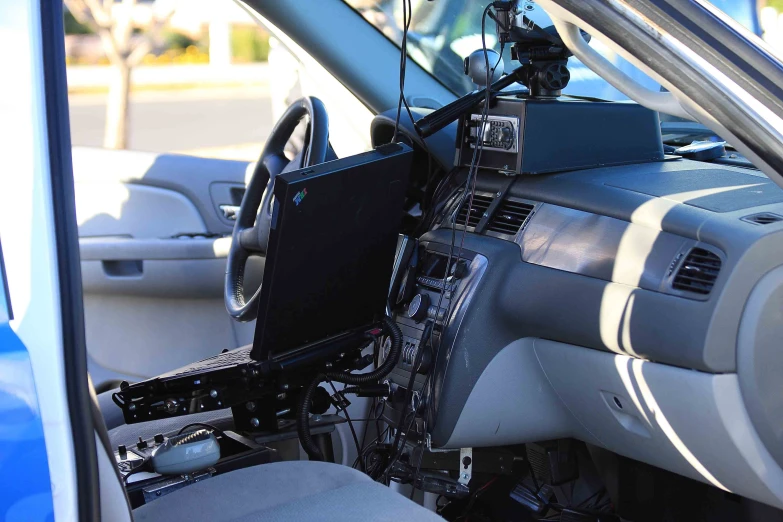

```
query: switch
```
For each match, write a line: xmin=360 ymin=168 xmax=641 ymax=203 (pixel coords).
xmin=118 ymin=445 xmax=127 ymax=459
xmin=136 ymin=437 xmax=148 ymax=450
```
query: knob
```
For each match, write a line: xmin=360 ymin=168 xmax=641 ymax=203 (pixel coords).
xmin=118 ymin=445 xmax=127 ymax=459
xmin=154 ymin=433 xmax=165 ymax=444
xmin=164 ymin=398 xmax=178 ymax=414
xmin=136 ymin=437 xmax=147 ymax=450
xmin=407 ymin=293 xmax=430 ymax=322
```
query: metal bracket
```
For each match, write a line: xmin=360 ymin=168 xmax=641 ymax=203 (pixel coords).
xmin=424 ymin=433 xmax=458 ymax=453
xmin=459 ymin=447 xmax=473 ymax=485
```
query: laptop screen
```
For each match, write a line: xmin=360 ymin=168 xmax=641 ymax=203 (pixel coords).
xmin=251 ymin=143 xmax=413 ymax=360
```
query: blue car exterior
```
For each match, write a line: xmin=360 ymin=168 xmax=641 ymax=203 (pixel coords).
xmin=0 ymin=246 xmax=54 ymax=521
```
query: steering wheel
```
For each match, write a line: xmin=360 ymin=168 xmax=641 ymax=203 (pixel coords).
xmin=225 ymin=96 xmax=330 ymax=322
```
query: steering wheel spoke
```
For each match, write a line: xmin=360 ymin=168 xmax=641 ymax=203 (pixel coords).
xmin=262 ymin=152 xmax=289 ymax=179
xmin=238 ymin=226 xmax=263 ymax=253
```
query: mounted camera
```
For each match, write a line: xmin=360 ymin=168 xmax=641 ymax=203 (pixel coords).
xmin=491 ymin=0 xmax=578 ymax=97
xmin=415 ymin=0 xmax=587 ymax=138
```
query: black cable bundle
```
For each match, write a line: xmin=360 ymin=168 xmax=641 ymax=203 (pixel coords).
xmin=393 ymin=2 xmax=505 ymax=490
xmin=391 ymin=0 xmax=415 ymax=144
xmin=298 ymin=316 xmax=402 ymax=462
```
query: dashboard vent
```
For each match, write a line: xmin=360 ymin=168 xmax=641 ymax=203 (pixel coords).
xmin=487 ymin=198 xmax=535 ymax=235
xmin=742 ymin=212 xmax=783 ymax=225
xmin=455 ymin=193 xmax=493 ymax=229
xmin=672 ymin=248 xmax=721 ymax=296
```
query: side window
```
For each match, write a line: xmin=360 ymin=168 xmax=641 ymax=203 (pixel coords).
xmin=65 ymin=1 xmax=274 ymax=161
xmin=343 ymin=0 xmax=774 ymax=101
xmin=266 ymin=37 xmax=374 ymax=158
xmin=65 ymin=1 xmax=373 ymax=160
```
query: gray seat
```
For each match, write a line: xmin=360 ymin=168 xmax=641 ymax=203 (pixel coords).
xmin=94 ymin=387 xmax=440 ymax=521
xmin=134 ymin=460 xmax=442 ymax=522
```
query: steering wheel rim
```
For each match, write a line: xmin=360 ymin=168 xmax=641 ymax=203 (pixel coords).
xmin=225 ymin=96 xmax=329 ymax=322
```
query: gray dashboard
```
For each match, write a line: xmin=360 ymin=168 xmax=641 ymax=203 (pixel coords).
xmin=373 ymin=112 xmax=783 ymax=507
xmin=435 ymin=159 xmax=783 ymax=372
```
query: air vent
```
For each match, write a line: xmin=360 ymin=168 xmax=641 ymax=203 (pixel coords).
xmin=672 ymin=248 xmax=721 ymax=296
xmin=742 ymin=212 xmax=783 ymax=225
xmin=455 ymin=193 xmax=493 ymax=229
xmin=486 ymin=198 xmax=535 ymax=236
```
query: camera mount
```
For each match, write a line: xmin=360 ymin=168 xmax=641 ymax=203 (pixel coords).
xmin=493 ymin=2 xmax=576 ymax=98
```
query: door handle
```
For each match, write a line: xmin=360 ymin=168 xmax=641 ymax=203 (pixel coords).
xmin=102 ymin=260 xmax=143 ymax=277
xmin=219 ymin=204 xmax=240 ymax=221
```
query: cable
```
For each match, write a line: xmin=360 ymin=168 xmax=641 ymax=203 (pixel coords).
xmin=176 ymin=422 xmax=225 ymax=437
xmin=122 ymin=461 xmax=151 ymax=486
xmin=361 ymin=398 xmax=377 ymax=447
xmin=328 ymin=380 xmax=364 ymax=472
xmin=405 ymin=5 xmax=504 ymax=490
xmin=298 ymin=316 xmax=402 ymax=461
xmin=454 ymin=6 xmax=504 ymax=266
xmin=379 ymin=1 xmax=506 ymax=490
xmin=455 ymin=476 xmax=500 ymax=519
xmin=325 ymin=316 xmax=402 ymax=385
xmin=391 ymin=0 xmax=414 ymax=144
xmin=381 ymin=398 xmax=419 ymax=484
xmin=425 ymin=3 xmax=502 ymax=379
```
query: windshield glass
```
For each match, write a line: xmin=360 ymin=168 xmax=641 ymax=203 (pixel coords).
xmin=342 ymin=0 xmax=762 ymax=101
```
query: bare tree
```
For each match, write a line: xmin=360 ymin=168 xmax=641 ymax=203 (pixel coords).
xmin=65 ymin=0 xmax=175 ymax=149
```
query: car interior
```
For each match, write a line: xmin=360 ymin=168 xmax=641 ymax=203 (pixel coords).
xmin=66 ymin=0 xmax=783 ymax=521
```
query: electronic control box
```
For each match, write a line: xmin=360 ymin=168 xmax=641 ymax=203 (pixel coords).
xmin=456 ymin=97 xmax=664 ymax=175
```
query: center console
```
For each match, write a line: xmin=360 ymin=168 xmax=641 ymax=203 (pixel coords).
xmin=382 ymin=241 xmax=488 ymax=439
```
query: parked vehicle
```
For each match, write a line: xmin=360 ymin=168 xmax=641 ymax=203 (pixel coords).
xmin=3 ymin=0 xmax=783 ymax=521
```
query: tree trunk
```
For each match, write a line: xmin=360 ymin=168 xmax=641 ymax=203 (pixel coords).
xmin=103 ymin=62 xmax=131 ymax=149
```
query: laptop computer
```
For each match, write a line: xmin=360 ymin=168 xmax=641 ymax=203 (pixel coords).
xmin=114 ymin=143 xmax=412 ymax=419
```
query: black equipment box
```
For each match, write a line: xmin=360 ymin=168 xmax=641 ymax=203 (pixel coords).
xmin=456 ymin=97 xmax=664 ymax=175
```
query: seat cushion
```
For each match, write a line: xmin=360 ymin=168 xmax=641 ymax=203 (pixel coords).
xmin=133 ymin=460 xmax=442 ymax=522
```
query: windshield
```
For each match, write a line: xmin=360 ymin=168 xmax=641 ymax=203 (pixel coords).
xmin=343 ymin=0 xmax=762 ymax=101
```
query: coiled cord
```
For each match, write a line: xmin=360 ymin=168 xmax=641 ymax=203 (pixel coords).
xmin=298 ymin=316 xmax=402 ymax=461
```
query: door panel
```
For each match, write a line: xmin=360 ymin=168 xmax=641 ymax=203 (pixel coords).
xmin=72 ymin=146 xmax=259 ymax=389
xmin=76 ymin=182 xmax=207 ymax=238
xmin=84 ymin=295 xmax=231 ymax=380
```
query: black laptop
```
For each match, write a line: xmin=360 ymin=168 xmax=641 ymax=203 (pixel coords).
xmin=118 ymin=143 xmax=412 ymax=394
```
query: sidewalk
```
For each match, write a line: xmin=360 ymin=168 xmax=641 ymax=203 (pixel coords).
xmin=66 ymin=63 xmax=269 ymax=92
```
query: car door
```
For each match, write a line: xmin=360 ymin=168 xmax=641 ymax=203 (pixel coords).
xmin=73 ymin=147 xmax=264 ymax=390
xmin=72 ymin=25 xmax=375 ymax=393
xmin=0 ymin=241 xmax=55 ymax=520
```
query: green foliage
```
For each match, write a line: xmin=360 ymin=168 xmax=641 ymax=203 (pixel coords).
xmin=64 ymin=9 xmax=92 ymax=35
xmin=231 ymin=26 xmax=270 ymax=63
xmin=769 ymin=0 xmax=783 ymax=10
xmin=164 ymin=30 xmax=198 ymax=50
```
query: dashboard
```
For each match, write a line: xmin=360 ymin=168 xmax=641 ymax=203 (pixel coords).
xmin=371 ymin=104 xmax=783 ymax=509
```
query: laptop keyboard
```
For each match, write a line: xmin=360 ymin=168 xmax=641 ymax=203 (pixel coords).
xmin=169 ymin=345 xmax=253 ymax=377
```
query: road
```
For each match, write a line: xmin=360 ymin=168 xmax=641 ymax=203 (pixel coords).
xmin=68 ymin=87 xmax=274 ymax=161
